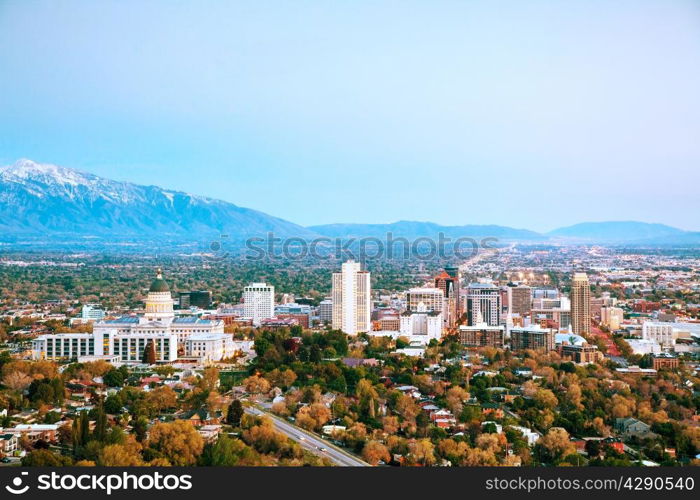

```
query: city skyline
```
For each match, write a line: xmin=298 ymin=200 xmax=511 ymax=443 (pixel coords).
xmin=2 ymin=1 xmax=699 ymax=231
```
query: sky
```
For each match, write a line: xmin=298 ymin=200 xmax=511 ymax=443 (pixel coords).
xmin=1 ymin=0 xmax=699 ymax=232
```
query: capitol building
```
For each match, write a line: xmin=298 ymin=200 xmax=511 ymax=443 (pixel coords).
xmin=33 ymin=269 xmax=234 ymax=364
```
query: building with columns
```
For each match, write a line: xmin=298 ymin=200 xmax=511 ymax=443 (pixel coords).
xmin=33 ymin=269 xmax=225 ymax=363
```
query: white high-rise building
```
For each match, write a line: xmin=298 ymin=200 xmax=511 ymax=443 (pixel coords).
xmin=466 ymin=283 xmax=501 ymax=326
xmin=243 ymin=282 xmax=275 ymax=326
xmin=332 ymin=260 xmax=371 ymax=335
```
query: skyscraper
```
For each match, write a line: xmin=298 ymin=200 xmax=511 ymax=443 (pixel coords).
xmin=332 ymin=260 xmax=371 ymax=335
xmin=243 ymin=282 xmax=275 ymax=326
xmin=570 ymin=273 xmax=591 ymax=336
xmin=435 ymin=268 xmax=460 ymax=327
xmin=466 ymin=283 xmax=501 ymax=326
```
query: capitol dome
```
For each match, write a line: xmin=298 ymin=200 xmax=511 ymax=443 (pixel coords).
xmin=145 ymin=268 xmax=174 ymax=322
xmin=149 ymin=268 xmax=170 ymax=293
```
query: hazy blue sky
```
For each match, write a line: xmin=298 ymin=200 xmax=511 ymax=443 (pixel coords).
xmin=1 ymin=0 xmax=699 ymax=231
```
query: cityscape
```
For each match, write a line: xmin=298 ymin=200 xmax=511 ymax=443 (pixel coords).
xmin=0 ymin=236 xmax=698 ymax=468
xmin=1 ymin=0 xmax=699 ymax=487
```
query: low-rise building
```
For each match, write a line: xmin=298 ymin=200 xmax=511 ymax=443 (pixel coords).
xmin=651 ymin=353 xmax=680 ymax=371
xmin=559 ymin=343 xmax=603 ymax=364
xmin=399 ymin=306 xmax=443 ymax=343
xmin=510 ymin=326 xmax=555 ymax=351
xmin=185 ymin=333 xmax=237 ymax=362
xmin=459 ymin=324 xmax=505 ymax=348
xmin=32 ymin=330 xmax=178 ymax=363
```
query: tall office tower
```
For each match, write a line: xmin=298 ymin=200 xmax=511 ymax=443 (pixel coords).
xmin=435 ymin=268 xmax=460 ymax=327
xmin=406 ymin=287 xmax=445 ymax=313
xmin=332 ymin=260 xmax=371 ymax=335
xmin=509 ymin=285 xmax=532 ymax=317
xmin=570 ymin=273 xmax=591 ymax=336
xmin=466 ymin=283 xmax=501 ymax=326
xmin=243 ymin=282 xmax=275 ymax=326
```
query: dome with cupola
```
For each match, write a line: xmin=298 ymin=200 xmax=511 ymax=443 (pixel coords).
xmin=149 ymin=268 xmax=170 ymax=293
xmin=145 ymin=268 xmax=175 ymax=322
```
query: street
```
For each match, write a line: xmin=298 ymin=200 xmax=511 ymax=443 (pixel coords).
xmin=244 ymin=406 xmax=369 ymax=467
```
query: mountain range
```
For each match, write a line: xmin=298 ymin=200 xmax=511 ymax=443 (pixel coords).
xmin=0 ymin=159 xmax=316 ymax=241
xmin=1 ymin=159 xmax=698 ymax=246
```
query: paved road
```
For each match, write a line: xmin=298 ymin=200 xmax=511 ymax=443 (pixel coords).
xmin=245 ymin=406 xmax=369 ymax=467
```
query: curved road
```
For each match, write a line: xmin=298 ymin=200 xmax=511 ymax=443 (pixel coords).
xmin=245 ymin=406 xmax=369 ymax=467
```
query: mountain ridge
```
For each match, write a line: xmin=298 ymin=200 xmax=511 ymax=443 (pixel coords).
xmin=0 ymin=159 xmax=317 ymax=241
xmin=0 ymin=159 xmax=696 ymax=246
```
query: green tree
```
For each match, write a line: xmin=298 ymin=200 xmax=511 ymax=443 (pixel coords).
xmin=227 ymin=400 xmax=244 ymax=427
xmin=142 ymin=340 xmax=157 ymax=364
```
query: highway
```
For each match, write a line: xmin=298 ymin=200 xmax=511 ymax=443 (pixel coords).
xmin=245 ymin=406 xmax=369 ymax=467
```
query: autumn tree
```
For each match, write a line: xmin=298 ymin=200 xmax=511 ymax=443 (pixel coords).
xmin=147 ymin=420 xmax=204 ymax=466
xmin=99 ymin=435 xmax=143 ymax=466
xmin=243 ymin=375 xmax=271 ymax=395
xmin=199 ymin=367 xmax=220 ymax=392
xmin=535 ymin=428 xmax=576 ymax=465
xmin=408 ymin=438 xmax=436 ymax=466
xmin=265 ymin=368 xmax=297 ymax=390
xmin=362 ymin=440 xmax=391 ymax=465
xmin=295 ymin=403 xmax=331 ymax=431
xmin=445 ymin=386 xmax=470 ymax=416
xmin=145 ymin=385 xmax=178 ymax=413
xmin=2 ymin=371 xmax=32 ymax=391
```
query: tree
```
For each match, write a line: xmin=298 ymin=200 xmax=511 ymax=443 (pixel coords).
xmin=2 ymin=371 xmax=32 ymax=391
xmin=535 ymin=428 xmax=576 ymax=464
xmin=142 ymin=340 xmax=157 ymax=365
xmin=382 ymin=416 xmax=399 ymax=435
xmin=145 ymin=385 xmax=178 ymax=413
xmin=243 ymin=375 xmax=271 ymax=395
xmin=103 ymin=369 xmax=125 ymax=388
xmin=265 ymin=368 xmax=297 ymax=389
xmin=362 ymin=440 xmax=391 ymax=465
xmin=199 ymin=367 xmax=220 ymax=392
xmin=147 ymin=420 xmax=204 ymax=466
xmin=99 ymin=435 xmax=143 ymax=466
xmin=296 ymin=403 xmax=331 ymax=431
xmin=22 ymin=449 xmax=73 ymax=466
xmin=72 ymin=411 xmax=91 ymax=450
xmin=93 ymin=402 xmax=108 ymax=442
xmin=408 ymin=439 xmax=436 ymax=466
xmin=132 ymin=416 xmax=149 ymax=442
xmin=242 ymin=417 xmax=290 ymax=455
xmin=445 ymin=386 xmax=470 ymax=415
xmin=227 ymin=400 xmax=244 ymax=427
xmin=200 ymin=435 xmax=259 ymax=466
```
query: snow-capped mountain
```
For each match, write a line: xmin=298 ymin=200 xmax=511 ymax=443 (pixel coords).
xmin=0 ymin=159 xmax=316 ymax=241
